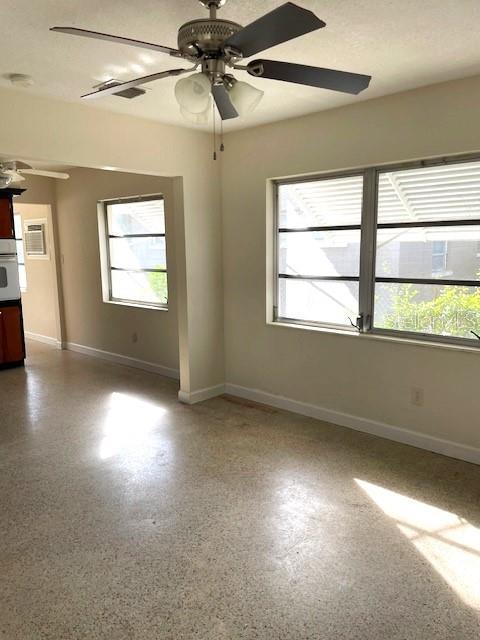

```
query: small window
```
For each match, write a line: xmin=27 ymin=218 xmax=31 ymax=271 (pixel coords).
xmin=431 ymin=241 xmax=448 ymax=275
xmin=14 ymin=214 xmax=27 ymax=291
xmin=101 ymin=196 xmax=168 ymax=309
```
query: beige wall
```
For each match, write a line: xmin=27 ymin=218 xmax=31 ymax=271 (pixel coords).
xmin=3 ymin=73 xmax=480 ymax=453
xmin=55 ymin=168 xmax=179 ymax=371
xmin=222 ymin=74 xmax=480 ymax=451
xmin=15 ymin=175 xmax=62 ymax=343
xmin=0 ymin=87 xmax=224 ymax=396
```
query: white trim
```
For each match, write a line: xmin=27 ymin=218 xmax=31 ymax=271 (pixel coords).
xmin=224 ymin=383 xmax=480 ymax=466
xmin=178 ymin=384 xmax=226 ymax=405
xmin=103 ymin=299 xmax=169 ymax=312
xmin=268 ymin=319 xmax=480 ymax=355
xmin=65 ymin=342 xmax=180 ymax=380
xmin=25 ymin=331 xmax=62 ymax=349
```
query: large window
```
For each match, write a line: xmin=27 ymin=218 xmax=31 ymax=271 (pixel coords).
xmin=274 ymin=157 xmax=480 ymax=347
xmin=13 ymin=214 xmax=27 ymax=291
xmin=101 ymin=196 xmax=168 ymax=309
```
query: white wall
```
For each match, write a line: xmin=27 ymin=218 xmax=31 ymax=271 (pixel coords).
xmin=221 ymin=74 xmax=480 ymax=454
xmin=0 ymin=87 xmax=224 ymax=396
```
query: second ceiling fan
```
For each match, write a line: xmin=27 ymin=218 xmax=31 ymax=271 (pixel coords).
xmin=51 ymin=0 xmax=371 ymax=122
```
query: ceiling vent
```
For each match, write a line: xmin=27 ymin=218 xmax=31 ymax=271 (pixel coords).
xmin=93 ymin=79 xmax=146 ymax=99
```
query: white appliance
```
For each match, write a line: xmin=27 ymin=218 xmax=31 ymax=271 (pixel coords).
xmin=0 ymin=239 xmax=21 ymax=301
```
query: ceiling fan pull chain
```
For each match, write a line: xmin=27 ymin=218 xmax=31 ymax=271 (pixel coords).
xmin=212 ymin=100 xmax=217 ymax=160
xmin=220 ymin=117 xmax=225 ymax=153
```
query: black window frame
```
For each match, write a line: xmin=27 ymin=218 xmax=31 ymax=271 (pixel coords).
xmin=273 ymin=154 xmax=480 ymax=349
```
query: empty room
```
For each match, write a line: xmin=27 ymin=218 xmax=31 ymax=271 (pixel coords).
xmin=0 ymin=1 xmax=479 ymax=638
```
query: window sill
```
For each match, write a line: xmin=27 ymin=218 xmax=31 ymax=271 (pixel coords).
xmin=268 ymin=320 xmax=480 ymax=355
xmin=103 ymin=299 xmax=168 ymax=312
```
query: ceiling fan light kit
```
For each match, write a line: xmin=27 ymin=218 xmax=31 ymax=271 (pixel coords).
xmin=51 ymin=0 xmax=372 ymax=157
xmin=180 ymin=104 xmax=211 ymax=125
xmin=175 ymin=72 xmax=212 ymax=114
xmin=228 ymin=80 xmax=264 ymax=116
xmin=0 ymin=174 xmax=13 ymax=188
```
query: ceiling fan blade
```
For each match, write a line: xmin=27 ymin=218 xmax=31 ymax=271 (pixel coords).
xmin=50 ymin=27 xmax=180 ymax=56
xmin=224 ymin=3 xmax=325 ymax=58
xmin=247 ymin=59 xmax=371 ymax=94
xmin=212 ymin=84 xmax=238 ymax=120
xmin=81 ymin=69 xmax=189 ymax=100
xmin=19 ymin=169 xmax=70 ymax=180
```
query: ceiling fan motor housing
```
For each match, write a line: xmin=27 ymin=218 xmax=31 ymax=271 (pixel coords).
xmin=198 ymin=0 xmax=227 ymax=7
xmin=177 ymin=19 xmax=242 ymax=58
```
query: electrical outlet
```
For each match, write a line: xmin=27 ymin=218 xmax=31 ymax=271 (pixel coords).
xmin=132 ymin=332 xmax=138 ymax=344
xmin=411 ymin=387 xmax=424 ymax=407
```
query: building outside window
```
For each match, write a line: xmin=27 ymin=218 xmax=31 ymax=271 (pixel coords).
xmin=274 ymin=157 xmax=480 ymax=346
xmin=100 ymin=196 xmax=168 ymax=309
xmin=13 ymin=213 xmax=27 ymax=291
xmin=431 ymin=240 xmax=448 ymax=275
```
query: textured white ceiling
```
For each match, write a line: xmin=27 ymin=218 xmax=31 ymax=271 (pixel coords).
xmin=0 ymin=0 xmax=479 ymax=132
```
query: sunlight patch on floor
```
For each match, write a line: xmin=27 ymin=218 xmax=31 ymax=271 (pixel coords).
xmin=356 ymin=479 xmax=480 ymax=609
xmin=99 ymin=392 xmax=168 ymax=460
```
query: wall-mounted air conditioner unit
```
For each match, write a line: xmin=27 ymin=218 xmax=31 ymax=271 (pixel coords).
xmin=24 ymin=219 xmax=48 ymax=258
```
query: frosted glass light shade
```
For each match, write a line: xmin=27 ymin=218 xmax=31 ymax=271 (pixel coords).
xmin=180 ymin=100 xmax=211 ymax=125
xmin=229 ymin=81 xmax=264 ymax=116
xmin=175 ymin=73 xmax=211 ymax=114
xmin=0 ymin=173 xmax=12 ymax=188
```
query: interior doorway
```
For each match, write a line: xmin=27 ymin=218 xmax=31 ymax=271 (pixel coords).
xmin=13 ymin=202 xmax=63 ymax=349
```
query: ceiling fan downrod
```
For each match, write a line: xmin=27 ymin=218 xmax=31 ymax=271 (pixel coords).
xmin=198 ymin=0 xmax=227 ymax=20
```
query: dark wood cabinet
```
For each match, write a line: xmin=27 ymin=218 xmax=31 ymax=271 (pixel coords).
xmin=0 ymin=302 xmax=25 ymax=367
xmin=0 ymin=188 xmax=26 ymax=369
xmin=0 ymin=197 xmax=14 ymax=239
xmin=0 ymin=188 xmax=24 ymax=239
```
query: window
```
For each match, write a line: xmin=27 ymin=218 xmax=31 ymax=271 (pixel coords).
xmin=277 ymin=175 xmax=363 ymax=328
xmin=101 ymin=196 xmax=168 ymax=309
xmin=13 ymin=214 xmax=27 ymax=291
xmin=274 ymin=157 xmax=480 ymax=347
xmin=431 ymin=241 xmax=448 ymax=275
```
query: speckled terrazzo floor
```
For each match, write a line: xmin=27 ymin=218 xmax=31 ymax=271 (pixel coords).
xmin=1 ymin=342 xmax=480 ymax=639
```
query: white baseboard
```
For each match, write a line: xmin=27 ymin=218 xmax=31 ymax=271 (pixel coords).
xmin=65 ymin=342 xmax=180 ymax=380
xmin=25 ymin=331 xmax=62 ymax=349
xmin=178 ymin=384 xmax=226 ymax=405
xmin=224 ymin=383 xmax=480 ymax=466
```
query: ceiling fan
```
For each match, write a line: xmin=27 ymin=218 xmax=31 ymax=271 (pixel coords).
xmin=51 ymin=0 xmax=371 ymax=123
xmin=0 ymin=161 xmax=70 ymax=188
